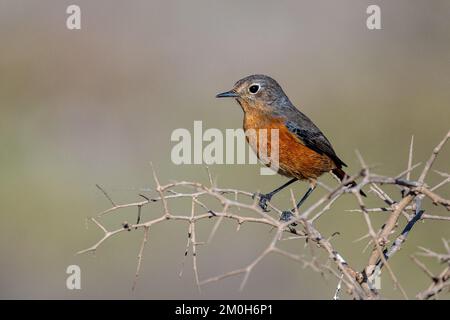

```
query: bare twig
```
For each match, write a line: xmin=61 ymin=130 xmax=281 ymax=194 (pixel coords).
xmin=78 ymin=132 xmax=450 ymax=299
xmin=132 ymin=226 xmax=149 ymax=291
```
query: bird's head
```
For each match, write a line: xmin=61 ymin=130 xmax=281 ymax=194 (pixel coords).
xmin=216 ymin=74 xmax=290 ymax=112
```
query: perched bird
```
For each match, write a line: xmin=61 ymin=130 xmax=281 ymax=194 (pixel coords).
xmin=216 ymin=75 xmax=365 ymax=221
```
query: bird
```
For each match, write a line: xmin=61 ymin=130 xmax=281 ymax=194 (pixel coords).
xmin=216 ymin=74 xmax=365 ymax=222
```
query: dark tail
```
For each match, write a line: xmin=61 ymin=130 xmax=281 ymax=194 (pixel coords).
xmin=332 ymin=168 xmax=367 ymax=197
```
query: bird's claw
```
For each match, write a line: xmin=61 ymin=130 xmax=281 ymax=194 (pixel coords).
xmin=253 ymin=193 xmax=272 ymax=212
xmin=208 ymin=210 xmax=216 ymax=217
xmin=280 ymin=211 xmax=298 ymax=226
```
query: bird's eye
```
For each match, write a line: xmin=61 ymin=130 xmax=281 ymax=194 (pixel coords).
xmin=248 ymin=84 xmax=260 ymax=94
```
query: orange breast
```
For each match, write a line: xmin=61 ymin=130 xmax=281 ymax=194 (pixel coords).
xmin=243 ymin=111 xmax=334 ymax=180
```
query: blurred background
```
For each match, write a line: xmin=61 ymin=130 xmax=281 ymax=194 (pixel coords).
xmin=0 ymin=0 xmax=449 ymax=299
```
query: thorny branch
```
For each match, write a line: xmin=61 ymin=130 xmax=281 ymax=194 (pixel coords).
xmin=78 ymin=131 xmax=449 ymax=299
xmin=412 ymin=240 xmax=450 ymax=299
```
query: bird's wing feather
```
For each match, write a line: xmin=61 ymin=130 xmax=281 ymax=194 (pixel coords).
xmin=285 ymin=118 xmax=347 ymax=168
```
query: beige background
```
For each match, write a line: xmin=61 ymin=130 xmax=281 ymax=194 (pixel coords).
xmin=0 ymin=0 xmax=449 ymax=299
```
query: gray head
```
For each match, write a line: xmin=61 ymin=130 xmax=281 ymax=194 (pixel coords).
xmin=216 ymin=74 xmax=292 ymax=112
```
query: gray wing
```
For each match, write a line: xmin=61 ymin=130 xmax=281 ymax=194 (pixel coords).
xmin=285 ymin=114 xmax=347 ymax=168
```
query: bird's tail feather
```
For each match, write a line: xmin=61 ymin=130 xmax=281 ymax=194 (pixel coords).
xmin=332 ymin=168 xmax=367 ymax=197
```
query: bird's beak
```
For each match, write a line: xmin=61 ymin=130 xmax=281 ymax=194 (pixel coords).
xmin=216 ymin=90 xmax=238 ymax=98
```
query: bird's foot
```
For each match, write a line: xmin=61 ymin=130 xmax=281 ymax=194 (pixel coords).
xmin=280 ymin=211 xmax=298 ymax=227
xmin=252 ymin=192 xmax=272 ymax=212
xmin=208 ymin=210 xmax=217 ymax=217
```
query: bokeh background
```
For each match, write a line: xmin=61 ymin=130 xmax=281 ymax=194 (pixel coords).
xmin=0 ymin=0 xmax=449 ymax=299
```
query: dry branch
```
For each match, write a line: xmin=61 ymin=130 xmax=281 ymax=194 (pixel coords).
xmin=78 ymin=131 xmax=449 ymax=299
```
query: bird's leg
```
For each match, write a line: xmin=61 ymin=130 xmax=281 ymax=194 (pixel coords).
xmin=294 ymin=185 xmax=315 ymax=209
xmin=280 ymin=181 xmax=317 ymax=226
xmin=253 ymin=178 xmax=297 ymax=212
